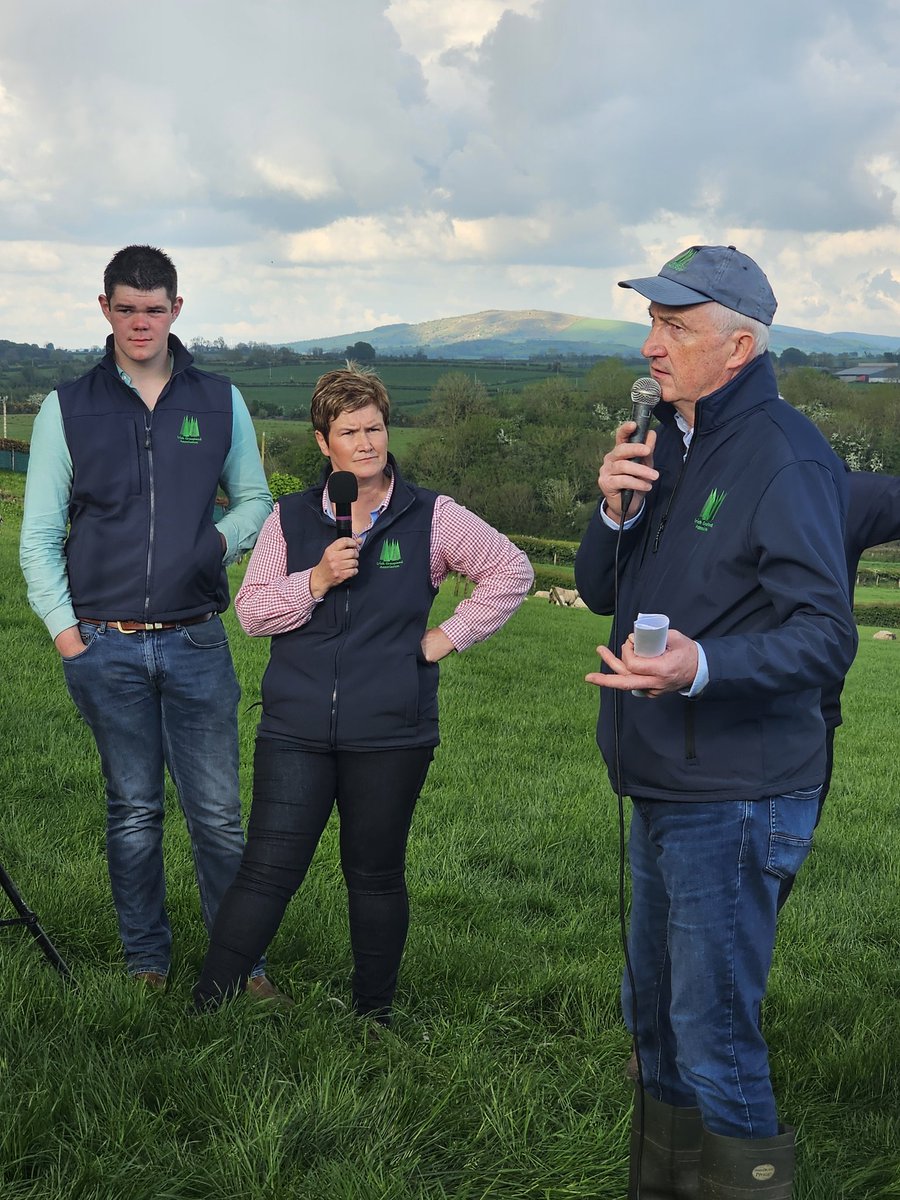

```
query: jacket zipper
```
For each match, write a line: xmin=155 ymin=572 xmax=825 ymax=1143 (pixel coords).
xmin=324 ymin=473 xmax=415 ymax=747
xmin=329 ymin=588 xmax=352 ymax=745
xmin=131 ymin=370 xmax=176 ymax=621
xmin=684 ymin=705 xmax=696 ymax=760
xmin=652 ymin=427 xmax=697 ymax=554
xmin=143 ymin=412 xmax=155 ymax=619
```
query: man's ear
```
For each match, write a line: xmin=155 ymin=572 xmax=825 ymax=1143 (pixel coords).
xmin=171 ymin=296 xmax=183 ymax=320
xmin=99 ymin=294 xmax=112 ymax=322
xmin=728 ymin=330 xmax=757 ymax=370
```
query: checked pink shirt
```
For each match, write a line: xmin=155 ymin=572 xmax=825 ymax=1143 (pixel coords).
xmin=235 ymin=483 xmax=533 ymax=651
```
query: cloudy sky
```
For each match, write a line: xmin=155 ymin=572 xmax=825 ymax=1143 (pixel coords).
xmin=2 ymin=0 xmax=900 ymax=349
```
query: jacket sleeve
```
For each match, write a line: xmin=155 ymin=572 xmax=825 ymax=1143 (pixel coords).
xmin=845 ymin=472 xmax=900 ymax=574
xmin=574 ymin=502 xmax=646 ymax=615
xmin=701 ymin=460 xmax=858 ymax=698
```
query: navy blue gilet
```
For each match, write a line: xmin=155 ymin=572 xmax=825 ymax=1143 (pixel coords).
xmin=59 ymin=334 xmax=234 ymax=622
xmin=258 ymin=462 xmax=440 ymax=750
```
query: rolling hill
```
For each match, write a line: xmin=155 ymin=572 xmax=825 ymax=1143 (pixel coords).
xmin=284 ymin=309 xmax=900 ymax=361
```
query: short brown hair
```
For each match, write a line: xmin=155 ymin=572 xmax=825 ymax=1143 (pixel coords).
xmin=310 ymin=362 xmax=390 ymax=437
xmin=103 ymin=245 xmax=178 ymax=304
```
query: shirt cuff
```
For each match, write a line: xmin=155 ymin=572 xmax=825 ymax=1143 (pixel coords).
xmin=599 ymin=499 xmax=645 ymax=531
xmin=438 ymin=614 xmax=471 ymax=653
xmin=45 ymin=603 xmax=79 ymax=642
xmin=682 ymin=642 xmax=708 ymax=697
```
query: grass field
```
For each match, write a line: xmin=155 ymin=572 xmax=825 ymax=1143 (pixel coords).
xmin=2 ymin=414 xmax=430 ymax=464
xmin=1 ymin=471 xmax=899 ymax=1199
xmin=223 ymin=358 xmax=584 ymax=410
xmin=1 ymin=356 xmax=582 ymax=435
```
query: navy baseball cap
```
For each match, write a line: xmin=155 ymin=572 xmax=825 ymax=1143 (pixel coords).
xmin=618 ymin=245 xmax=777 ymax=325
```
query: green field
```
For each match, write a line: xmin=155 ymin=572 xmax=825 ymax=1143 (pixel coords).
xmin=225 ymin=358 xmax=584 ymax=412
xmin=2 ymin=356 xmax=584 ymax=432
xmin=2 ymin=414 xmax=430 ymax=463
xmin=2 ymin=413 xmax=34 ymax=441
xmin=1 ymin=472 xmax=899 ymax=1198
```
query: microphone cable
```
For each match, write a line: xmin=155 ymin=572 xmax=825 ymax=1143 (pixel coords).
xmin=598 ymin=378 xmax=659 ymax=1196
xmin=611 ymin=505 xmax=647 ymax=1197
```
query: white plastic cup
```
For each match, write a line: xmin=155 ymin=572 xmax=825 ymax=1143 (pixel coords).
xmin=633 ymin=612 xmax=669 ymax=658
xmin=632 ymin=613 xmax=669 ymax=697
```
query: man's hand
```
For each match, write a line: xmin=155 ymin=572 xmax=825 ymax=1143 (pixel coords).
xmin=54 ymin=625 xmax=88 ymax=658
xmin=309 ymin=537 xmax=359 ymax=598
xmin=586 ymin=628 xmax=699 ymax=697
xmin=598 ymin=422 xmax=659 ymax=522
xmin=421 ymin=627 xmax=455 ymax=663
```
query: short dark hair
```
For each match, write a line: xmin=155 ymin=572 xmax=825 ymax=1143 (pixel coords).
xmin=103 ymin=245 xmax=178 ymax=304
xmin=310 ymin=362 xmax=391 ymax=437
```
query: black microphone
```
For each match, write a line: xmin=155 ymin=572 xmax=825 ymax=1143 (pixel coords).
xmin=619 ymin=376 xmax=661 ymax=518
xmin=327 ymin=471 xmax=358 ymax=539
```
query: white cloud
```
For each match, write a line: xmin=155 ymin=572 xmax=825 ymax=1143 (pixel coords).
xmin=0 ymin=0 xmax=899 ymax=346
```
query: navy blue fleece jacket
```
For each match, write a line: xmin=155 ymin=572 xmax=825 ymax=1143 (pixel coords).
xmin=575 ymin=353 xmax=858 ymax=802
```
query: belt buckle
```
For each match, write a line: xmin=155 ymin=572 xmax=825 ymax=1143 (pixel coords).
xmin=115 ymin=621 xmax=138 ymax=634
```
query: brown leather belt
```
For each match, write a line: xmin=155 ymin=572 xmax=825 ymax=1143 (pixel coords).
xmin=79 ymin=613 xmax=215 ymax=634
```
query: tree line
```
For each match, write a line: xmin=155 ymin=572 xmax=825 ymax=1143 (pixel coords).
xmin=263 ymin=359 xmax=900 ymax=540
xmin=2 ymin=337 xmax=897 ymax=542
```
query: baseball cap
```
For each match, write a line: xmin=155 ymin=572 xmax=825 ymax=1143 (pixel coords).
xmin=618 ymin=245 xmax=777 ymax=325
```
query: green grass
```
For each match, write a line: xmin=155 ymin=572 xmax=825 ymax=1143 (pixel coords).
xmin=1 ymin=473 xmax=899 ymax=1198
xmin=2 ymin=414 xmax=34 ymax=441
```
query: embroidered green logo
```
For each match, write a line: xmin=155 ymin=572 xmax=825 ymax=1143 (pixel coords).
xmin=378 ymin=538 xmax=403 ymax=568
xmin=178 ymin=416 xmax=201 ymax=444
xmin=665 ymin=247 xmax=699 ymax=273
xmin=695 ymin=488 xmax=727 ymax=532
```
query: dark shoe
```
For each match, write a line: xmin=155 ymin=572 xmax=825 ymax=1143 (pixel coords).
xmin=629 ymin=1086 xmax=702 ymax=1199
xmin=245 ymin=975 xmax=293 ymax=1007
xmin=132 ymin=971 xmax=167 ymax=990
xmin=698 ymin=1125 xmax=795 ymax=1198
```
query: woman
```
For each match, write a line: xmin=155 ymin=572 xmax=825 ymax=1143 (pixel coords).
xmin=193 ymin=364 xmax=533 ymax=1021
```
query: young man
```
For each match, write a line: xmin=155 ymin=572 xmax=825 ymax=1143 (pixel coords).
xmin=20 ymin=245 xmax=277 ymax=993
xmin=575 ymin=246 xmax=857 ymax=1197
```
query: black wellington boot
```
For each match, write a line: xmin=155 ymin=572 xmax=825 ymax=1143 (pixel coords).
xmin=628 ymin=1087 xmax=702 ymax=1199
xmin=698 ymin=1125 xmax=795 ymax=1198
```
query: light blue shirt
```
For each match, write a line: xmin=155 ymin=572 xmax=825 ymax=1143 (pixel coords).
xmin=20 ymin=369 xmax=272 ymax=639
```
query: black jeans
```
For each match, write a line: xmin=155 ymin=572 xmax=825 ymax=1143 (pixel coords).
xmin=193 ymin=737 xmax=434 ymax=1016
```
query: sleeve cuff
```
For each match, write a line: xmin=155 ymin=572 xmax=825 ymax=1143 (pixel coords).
xmin=682 ymin=642 xmax=708 ymax=697
xmin=599 ymin=499 xmax=645 ymax=531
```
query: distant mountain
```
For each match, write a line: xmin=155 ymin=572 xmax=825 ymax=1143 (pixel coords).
xmin=284 ymin=308 xmax=900 ymax=360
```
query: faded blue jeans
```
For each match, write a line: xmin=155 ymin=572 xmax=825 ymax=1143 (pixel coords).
xmin=624 ymin=790 xmax=819 ymax=1138
xmin=62 ymin=616 xmax=261 ymax=977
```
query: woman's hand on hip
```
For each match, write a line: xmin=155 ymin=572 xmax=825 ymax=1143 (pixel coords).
xmin=421 ymin=627 xmax=455 ymax=663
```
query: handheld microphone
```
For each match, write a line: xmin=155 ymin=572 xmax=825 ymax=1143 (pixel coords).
xmin=619 ymin=376 xmax=661 ymax=518
xmin=327 ymin=471 xmax=358 ymax=539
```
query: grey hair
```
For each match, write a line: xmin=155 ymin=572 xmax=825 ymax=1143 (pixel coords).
xmin=706 ymin=302 xmax=770 ymax=356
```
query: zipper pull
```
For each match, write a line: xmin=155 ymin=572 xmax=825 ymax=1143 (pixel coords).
xmin=144 ymin=419 xmax=151 ymax=449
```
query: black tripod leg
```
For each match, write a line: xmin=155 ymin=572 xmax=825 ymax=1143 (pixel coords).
xmin=0 ymin=860 xmax=74 ymax=981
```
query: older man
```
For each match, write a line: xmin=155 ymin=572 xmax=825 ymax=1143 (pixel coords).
xmin=575 ymin=246 xmax=857 ymax=1198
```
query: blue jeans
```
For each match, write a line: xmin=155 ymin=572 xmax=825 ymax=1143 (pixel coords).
xmin=193 ymin=737 xmax=433 ymax=1016
xmin=62 ymin=617 xmax=259 ymax=976
xmin=624 ymin=790 xmax=818 ymax=1138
